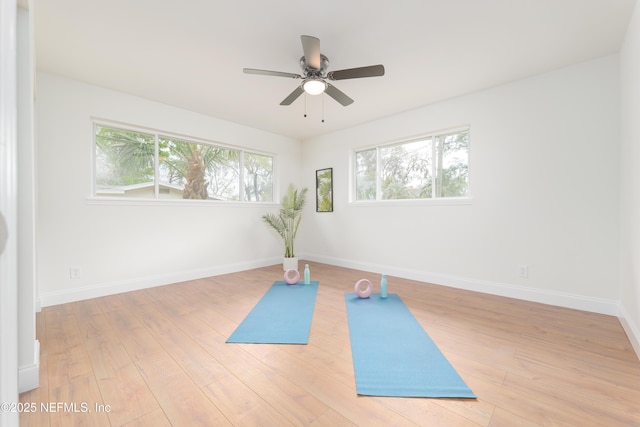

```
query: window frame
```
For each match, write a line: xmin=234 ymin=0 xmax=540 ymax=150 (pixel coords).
xmin=90 ymin=119 xmax=278 ymax=205
xmin=350 ymin=126 xmax=471 ymax=206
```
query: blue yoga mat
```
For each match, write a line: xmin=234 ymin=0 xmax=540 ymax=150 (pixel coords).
xmin=344 ymin=293 xmax=475 ymax=398
xmin=226 ymin=281 xmax=319 ymax=344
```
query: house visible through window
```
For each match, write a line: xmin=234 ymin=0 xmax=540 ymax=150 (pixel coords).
xmin=94 ymin=123 xmax=274 ymax=202
xmin=355 ymin=128 xmax=469 ymax=201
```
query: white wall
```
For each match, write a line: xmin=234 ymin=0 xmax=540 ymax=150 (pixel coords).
xmin=620 ymin=2 xmax=640 ymax=356
xmin=301 ymin=56 xmax=621 ymax=315
xmin=36 ymin=72 xmax=301 ymax=306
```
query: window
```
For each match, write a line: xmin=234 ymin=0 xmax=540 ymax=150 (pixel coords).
xmin=94 ymin=123 xmax=274 ymax=202
xmin=243 ymin=152 xmax=274 ymax=202
xmin=354 ymin=128 xmax=469 ymax=201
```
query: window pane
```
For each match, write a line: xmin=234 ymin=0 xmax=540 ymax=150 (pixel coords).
xmin=380 ymin=139 xmax=432 ymax=200
xmin=435 ymin=131 xmax=469 ymax=197
xmin=355 ymin=149 xmax=377 ymax=200
xmin=207 ymin=147 xmax=240 ymax=201
xmin=158 ymin=137 xmax=240 ymax=200
xmin=243 ymin=153 xmax=273 ymax=202
xmin=158 ymin=138 xmax=200 ymax=199
xmin=95 ymin=125 xmax=156 ymax=198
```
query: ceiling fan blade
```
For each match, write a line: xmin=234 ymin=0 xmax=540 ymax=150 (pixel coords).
xmin=327 ymin=64 xmax=385 ymax=80
xmin=325 ymin=83 xmax=354 ymax=106
xmin=243 ymin=68 xmax=301 ymax=79
xmin=280 ymin=86 xmax=304 ymax=106
xmin=301 ymin=35 xmax=321 ymax=69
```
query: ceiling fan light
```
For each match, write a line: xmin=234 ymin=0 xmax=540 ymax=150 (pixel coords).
xmin=303 ymin=79 xmax=326 ymax=95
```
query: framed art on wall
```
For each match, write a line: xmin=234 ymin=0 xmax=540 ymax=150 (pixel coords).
xmin=316 ymin=168 xmax=333 ymax=212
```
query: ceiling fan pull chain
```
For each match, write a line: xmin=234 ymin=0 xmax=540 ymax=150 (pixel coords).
xmin=322 ymin=93 xmax=325 ymax=123
xmin=304 ymin=93 xmax=307 ymax=118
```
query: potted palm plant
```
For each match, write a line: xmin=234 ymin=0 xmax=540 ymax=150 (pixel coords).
xmin=262 ymin=183 xmax=308 ymax=271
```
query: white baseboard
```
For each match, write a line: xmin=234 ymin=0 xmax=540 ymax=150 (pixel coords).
xmin=39 ymin=257 xmax=280 ymax=307
xmin=618 ymin=304 xmax=640 ymax=361
xmin=18 ymin=340 xmax=39 ymax=393
xmin=303 ymin=253 xmax=620 ymax=316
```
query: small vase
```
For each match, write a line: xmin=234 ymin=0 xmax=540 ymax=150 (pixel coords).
xmin=283 ymin=256 xmax=299 ymax=272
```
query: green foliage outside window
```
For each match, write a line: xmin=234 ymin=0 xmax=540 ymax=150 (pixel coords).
xmin=94 ymin=124 xmax=273 ymax=201
xmin=355 ymin=129 xmax=469 ymax=201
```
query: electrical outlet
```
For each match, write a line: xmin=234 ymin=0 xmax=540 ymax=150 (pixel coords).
xmin=518 ymin=264 xmax=528 ymax=278
xmin=70 ymin=266 xmax=83 ymax=279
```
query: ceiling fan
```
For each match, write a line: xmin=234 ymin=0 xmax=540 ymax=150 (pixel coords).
xmin=243 ymin=35 xmax=385 ymax=107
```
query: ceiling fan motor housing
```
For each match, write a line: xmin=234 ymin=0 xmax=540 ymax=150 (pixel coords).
xmin=300 ymin=54 xmax=329 ymax=77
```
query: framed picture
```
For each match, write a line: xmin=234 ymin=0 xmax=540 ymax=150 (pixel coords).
xmin=316 ymin=168 xmax=333 ymax=212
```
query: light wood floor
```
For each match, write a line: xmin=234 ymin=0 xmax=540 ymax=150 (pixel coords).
xmin=19 ymin=262 xmax=640 ymax=426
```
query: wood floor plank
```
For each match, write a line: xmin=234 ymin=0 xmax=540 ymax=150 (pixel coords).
xmin=84 ymin=337 xmax=160 ymax=426
xmin=46 ymin=344 xmax=94 ymax=387
xmin=310 ymin=408 xmax=359 ymax=427
xmin=141 ymin=314 xmax=233 ymax=388
xmin=135 ymin=351 xmax=231 ymax=426
xmin=44 ymin=310 xmax=83 ymax=355
xmin=375 ymin=395 xmax=485 ymax=427
xmin=121 ymin=408 xmax=172 ymax=427
xmin=48 ymin=375 xmax=111 ymax=427
xmin=19 ymin=262 xmax=640 ymax=426
xmin=95 ymin=365 xmax=159 ymax=426
xmin=198 ymin=331 xmax=334 ymax=425
xmin=501 ymin=370 xmax=640 ymax=426
xmin=203 ymin=373 xmax=295 ymax=426
xmin=101 ymin=310 xmax=165 ymax=361
xmin=488 ymin=407 xmax=543 ymax=427
xmin=509 ymin=350 xmax=640 ymax=416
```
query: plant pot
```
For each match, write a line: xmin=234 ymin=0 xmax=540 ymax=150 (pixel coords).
xmin=283 ymin=256 xmax=299 ymax=272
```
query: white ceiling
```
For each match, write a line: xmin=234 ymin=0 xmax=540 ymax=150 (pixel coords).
xmin=33 ymin=0 xmax=636 ymax=141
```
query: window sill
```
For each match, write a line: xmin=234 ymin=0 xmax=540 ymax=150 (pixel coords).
xmin=86 ymin=197 xmax=279 ymax=208
xmin=348 ymin=197 xmax=472 ymax=207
